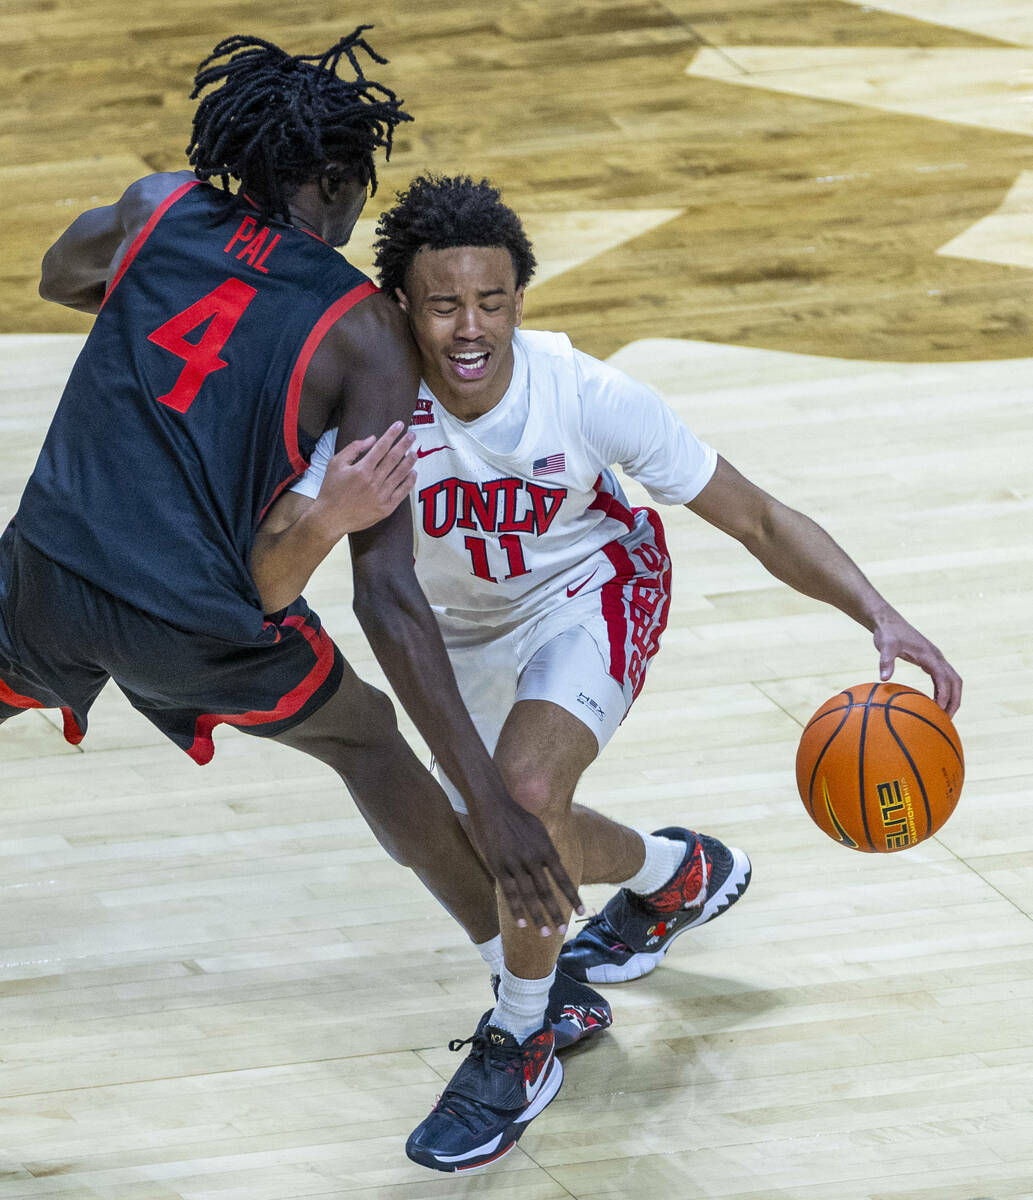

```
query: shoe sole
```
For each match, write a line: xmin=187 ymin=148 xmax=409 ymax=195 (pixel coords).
xmin=407 ymin=1056 xmax=564 ymax=1173
xmin=583 ymin=846 xmax=752 ymax=984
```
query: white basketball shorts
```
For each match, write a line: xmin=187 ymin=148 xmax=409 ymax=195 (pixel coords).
xmin=435 ymin=508 xmax=672 ymax=813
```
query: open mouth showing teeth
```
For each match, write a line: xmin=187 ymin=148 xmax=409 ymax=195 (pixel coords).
xmin=449 ymin=351 xmax=489 ymax=378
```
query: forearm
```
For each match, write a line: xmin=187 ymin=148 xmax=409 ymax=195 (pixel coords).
xmin=353 ymin=572 xmax=508 ymax=813
xmin=734 ymin=501 xmax=895 ymax=633
xmin=251 ymin=506 xmax=341 ymax=614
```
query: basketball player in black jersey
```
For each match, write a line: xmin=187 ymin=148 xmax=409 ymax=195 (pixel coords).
xmin=0 ymin=32 xmax=582 ymax=947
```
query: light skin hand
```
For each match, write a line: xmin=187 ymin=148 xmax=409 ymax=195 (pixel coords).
xmin=250 ymin=423 xmax=416 ymax=615
xmin=872 ymin=607 xmax=962 ymax=717
xmin=313 ymin=422 xmax=417 ymax=541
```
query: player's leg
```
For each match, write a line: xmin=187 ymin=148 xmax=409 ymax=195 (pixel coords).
xmin=491 ymin=698 xmax=605 ymax=972
xmin=405 ymin=696 xmax=593 ymax=1174
xmin=87 ymin=585 xmax=498 ymax=943
xmin=418 ymin=629 xmax=613 ymax=1045
xmin=493 ymin=615 xmax=752 ymax=987
xmin=270 ymin=657 xmax=499 ymax=942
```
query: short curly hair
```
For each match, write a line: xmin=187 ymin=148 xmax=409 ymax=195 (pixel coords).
xmin=373 ymin=175 xmax=537 ymax=298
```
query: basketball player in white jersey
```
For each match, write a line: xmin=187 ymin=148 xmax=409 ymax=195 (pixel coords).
xmin=253 ymin=176 xmax=962 ymax=1172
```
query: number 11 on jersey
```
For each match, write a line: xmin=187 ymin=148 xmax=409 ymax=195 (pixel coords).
xmin=463 ymin=534 xmax=530 ymax=583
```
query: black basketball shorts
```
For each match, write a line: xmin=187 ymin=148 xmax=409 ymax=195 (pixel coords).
xmin=0 ymin=524 xmax=343 ymax=764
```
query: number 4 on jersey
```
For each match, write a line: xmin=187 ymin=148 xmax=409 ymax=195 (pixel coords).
xmin=147 ymin=277 xmax=257 ymax=412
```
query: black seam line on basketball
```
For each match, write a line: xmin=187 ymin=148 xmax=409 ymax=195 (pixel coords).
xmin=802 ymin=688 xmax=924 ymax=721
xmin=858 ymin=684 xmax=879 ymax=852
xmin=806 ymin=702 xmax=855 ymax=823
xmin=886 ymin=704 xmax=964 ymax=765
xmin=883 ymin=699 xmax=933 ymax=840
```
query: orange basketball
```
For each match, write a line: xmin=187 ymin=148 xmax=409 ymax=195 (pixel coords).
xmin=795 ymin=682 xmax=964 ymax=852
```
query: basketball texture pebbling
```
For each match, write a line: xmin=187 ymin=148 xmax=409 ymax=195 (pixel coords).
xmin=796 ymin=682 xmax=964 ymax=852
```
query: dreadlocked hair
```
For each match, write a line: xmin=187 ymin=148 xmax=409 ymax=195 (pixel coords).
xmin=374 ymin=175 xmax=537 ymax=298
xmin=187 ymin=27 xmax=412 ymax=221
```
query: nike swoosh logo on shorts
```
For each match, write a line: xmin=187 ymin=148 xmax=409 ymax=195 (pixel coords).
xmin=566 ymin=568 xmax=599 ymax=597
xmin=416 ymin=445 xmax=451 ymax=458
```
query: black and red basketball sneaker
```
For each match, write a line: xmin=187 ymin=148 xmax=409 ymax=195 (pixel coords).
xmin=558 ymin=828 xmax=751 ymax=984
xmin=406 ymin=1013 xmax=563 ymax=1172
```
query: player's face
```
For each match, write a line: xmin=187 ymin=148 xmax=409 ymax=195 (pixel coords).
xmin=397 ymin=245 xmax=524 ymax=419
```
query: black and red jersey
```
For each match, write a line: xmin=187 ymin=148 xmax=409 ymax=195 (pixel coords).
xmin=17 ymin=180 xmax=375 ymax=642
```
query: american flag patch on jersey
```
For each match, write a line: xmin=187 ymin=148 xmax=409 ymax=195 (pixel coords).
xmin=532 ymin=453 xmax=565 ymax=476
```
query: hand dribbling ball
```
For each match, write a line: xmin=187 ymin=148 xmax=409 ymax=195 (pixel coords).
xmin=795 ymin=682 xmax=964 ymax=852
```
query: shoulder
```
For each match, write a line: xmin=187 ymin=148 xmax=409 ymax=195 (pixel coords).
xmin=516 ymin=329 xmax=619 ymax=395
xmin=298 ymin=291 xmax=418 ymax=434
xmin=322 ymin=290 xmax=414 ymax=365
xmin=516 ymin=328 xmax=575 ymax=362
xmin=116 ymin=171 xmax=200 ymax=234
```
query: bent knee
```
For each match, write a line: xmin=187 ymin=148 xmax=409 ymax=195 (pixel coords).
xmin=505 ymin=771 xmax=570 ymax=823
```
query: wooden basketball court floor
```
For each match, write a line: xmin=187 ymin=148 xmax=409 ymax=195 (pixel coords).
xmin=1 ymin=2 xmax=1032 ymax=1197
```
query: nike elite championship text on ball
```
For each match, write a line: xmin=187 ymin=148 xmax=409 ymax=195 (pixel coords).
xmin=795 ymin=683 xmax=964 ymax=853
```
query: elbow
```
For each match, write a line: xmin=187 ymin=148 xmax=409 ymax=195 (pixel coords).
xmin=39 ymin=246 xmax=69 ymax=304
xmin=38 ymin=266 xmax=62 ymax=305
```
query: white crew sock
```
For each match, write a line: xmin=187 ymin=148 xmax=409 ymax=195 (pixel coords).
xmin=489 ymin=965 xmax=555 ymax=1043
xmin=474 ymin=933 xmax=505 ymax=978
xmin=620 ymin=830 xmax=687 ymax=897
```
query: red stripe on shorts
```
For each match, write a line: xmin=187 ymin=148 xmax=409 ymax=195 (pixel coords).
xmin=634 ymin=508 xmax=673 ymax=700
xmin=61 ymin=707 xmax=85 ymax=744
xmin=599 ymin=539 xmax=636 ymax=683
xmin=598 ymin=508 xmax=673 ymax=700
xmin=187 ymin=614 xmax=335 ymax=765
xmin=1 ymin=677 xmax=84 ymax=745
xmin=0 ymin=674 xmax=44 ymax=709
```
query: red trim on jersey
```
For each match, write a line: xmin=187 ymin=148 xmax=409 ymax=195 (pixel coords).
xmin=101 ymin=180 xmax=201 ymax=308
xmin=0 ymin=674 xmax=44 ymax=709
xmin=281 ymin=279 xmax=379 ymax=476
xmin=242 ymin=193 xmax=330 ymax=245
xmin=187 ymin=614 xmax=335 ymax=765
xmin=258 ymin=471 xmax=298 ymax=524
xmin=588 ymin=473 xmax=635 ymax=531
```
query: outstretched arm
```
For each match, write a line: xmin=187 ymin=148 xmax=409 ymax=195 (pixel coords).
xmin=687 ymin=456 xmax=962 ymax=715
xmin=39 ymin=171 xmax=194 ymax=313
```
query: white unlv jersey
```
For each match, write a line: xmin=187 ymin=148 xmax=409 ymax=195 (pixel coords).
xmin=293 ymin=329 xmax=717 ymax=641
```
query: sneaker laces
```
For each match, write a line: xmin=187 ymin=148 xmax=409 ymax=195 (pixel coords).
xmin=434 ymin=1030 xmax=518 ymax=1132
xmin=573 ymin=905 xmax=633 ymax=951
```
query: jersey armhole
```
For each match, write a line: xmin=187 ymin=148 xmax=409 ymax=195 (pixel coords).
xmin=100 ymin=179 xmax=202 ymax=309
xmin=281 ymin=279 xmax=379 ymax=474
